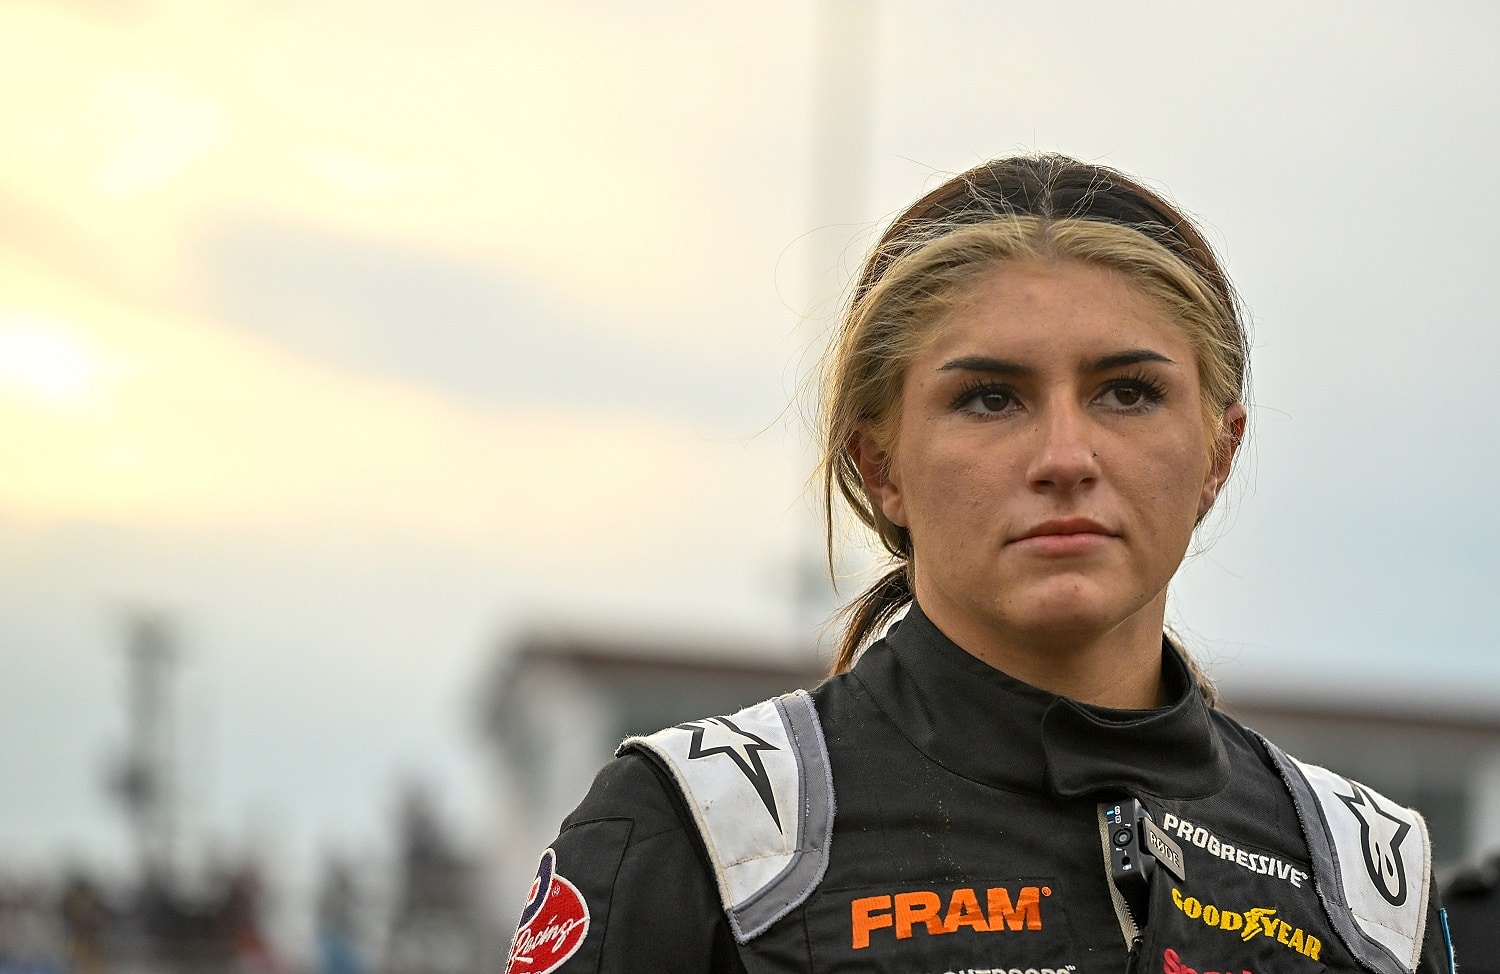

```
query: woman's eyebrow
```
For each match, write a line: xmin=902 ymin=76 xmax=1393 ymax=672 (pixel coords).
xmin=1092 ymin=349 xmax=1176 ymax=370
xmin=936 ymin=349 xmax=1175 ymax=376
xmin=937 ymin=356 xmax=1031 ymax=376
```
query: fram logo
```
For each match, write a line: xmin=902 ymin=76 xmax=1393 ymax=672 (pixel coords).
xmin=850 ymin=885 xmax=1050 ymax=949
xmin=506 ymin=849 xmax=589 ymax=974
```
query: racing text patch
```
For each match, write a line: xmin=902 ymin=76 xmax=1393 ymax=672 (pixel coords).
xmin=506 ymin=848 xmax=590 ymax=974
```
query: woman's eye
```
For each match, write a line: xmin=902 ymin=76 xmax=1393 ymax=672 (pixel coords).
xmin=961 ymin=388 xmax=1017 ymax=415
xmin=1097 ymin=379 xmax=1163 ymax=411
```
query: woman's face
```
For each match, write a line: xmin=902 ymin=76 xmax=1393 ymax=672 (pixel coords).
xmin=855 ymin=259 xmax=1242 ymax=659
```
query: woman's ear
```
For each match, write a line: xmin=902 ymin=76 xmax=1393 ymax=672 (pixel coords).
xmin=848 ymin=425 xmax=907 ymax=528
xmin=1199 ymin=402 xmax=1247 ymax=516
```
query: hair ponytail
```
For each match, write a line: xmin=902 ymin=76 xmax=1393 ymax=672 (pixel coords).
xmin=830 ymin=564 xmax=912 ymax=674
xmin=1166 ymin=632 xmax=1221 ymax=708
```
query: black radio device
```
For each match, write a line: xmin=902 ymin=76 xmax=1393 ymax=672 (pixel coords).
xmin=1103 ymin=799 xmax=1185 ymax=921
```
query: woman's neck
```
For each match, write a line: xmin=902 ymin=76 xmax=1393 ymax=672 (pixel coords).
xmin=912 ymin=589 xmax=1169 ymax=709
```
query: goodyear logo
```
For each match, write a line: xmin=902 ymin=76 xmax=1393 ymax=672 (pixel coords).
xmin=1170 ymin=888 xmax=1321 ymax=961
xmin=850 ymin=886 xmax=1050 ymax=949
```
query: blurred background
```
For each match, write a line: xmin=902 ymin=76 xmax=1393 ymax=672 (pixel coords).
xmin=5 ymin=1 xmax=1500 ymax=971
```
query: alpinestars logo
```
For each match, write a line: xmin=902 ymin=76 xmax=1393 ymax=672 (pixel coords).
xmin=676 ymin=716 xmax=782 ymax=827
xmin=1337 ymin=781 xmax=1412 ymax=906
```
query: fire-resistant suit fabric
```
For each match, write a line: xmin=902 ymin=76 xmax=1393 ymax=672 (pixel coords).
xmin=505 ymin=603 xmax=1452 ymax=974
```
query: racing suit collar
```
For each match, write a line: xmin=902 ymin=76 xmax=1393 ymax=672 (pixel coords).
xmin=864 ymin=600 xmax=1230 ymax=801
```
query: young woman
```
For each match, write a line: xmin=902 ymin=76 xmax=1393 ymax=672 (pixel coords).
xmin=504 ymin=155 xmax=1453 ymax=974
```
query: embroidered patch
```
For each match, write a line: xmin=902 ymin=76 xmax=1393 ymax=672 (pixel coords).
xmin=674 ymin=715 xmax=783 ymax=827
xmin=506 ymin=848 xmax=590 ymax=974
xmin=1168 ymin=888 xmax=1322 ymax=961
xmin=1257 ymin=738 xmax=1430 ymax=974
xmin=620 ymin=691 xmax=833 ymax=943
xmin=848 ymin=884 xmax=1052 ymax=949
xmin=1161 ymin=946 xmax=1253 ymax=974
xmin=1156 ymin=812 xmax=1308 ymax=890
xmin=1336 ymin=781 xmax=1413 ymax=907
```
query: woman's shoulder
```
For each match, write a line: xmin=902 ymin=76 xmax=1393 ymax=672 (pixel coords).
xmin=617 ymin=689 xmax=835 ymax=942
xmin=1206 ymin=707 xmax=1437 ymax=974
xmin=559 ymin=748 xmax=692 ymax=836
xmin=1205 ymin=706 xmax=1280 ymax=768
xmin=512 ymin=750 xmax=746 ymax=974
xmin=569 ymin=683 xmax=834 ymax=836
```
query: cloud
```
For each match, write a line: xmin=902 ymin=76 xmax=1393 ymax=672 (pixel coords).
xmin=194 ymin=218 xmax=784 ymax=429
xmin=0 ymin=240 xmax=805 ymax=573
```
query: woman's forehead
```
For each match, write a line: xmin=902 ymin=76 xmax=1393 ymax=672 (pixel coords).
xmin=914 ymin=260 xmax=1193 ymax=366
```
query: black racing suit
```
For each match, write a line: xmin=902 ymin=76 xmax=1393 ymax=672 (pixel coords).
xmin=511 ymin=603 xmax=1452 ymax=973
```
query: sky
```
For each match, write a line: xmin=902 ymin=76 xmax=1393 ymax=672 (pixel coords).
xmin=4 ymin=0 xmax=1500 ymax=892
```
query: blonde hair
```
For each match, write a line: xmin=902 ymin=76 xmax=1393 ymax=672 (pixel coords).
xmin=819 ymin=155 xmax=1249 ymax=694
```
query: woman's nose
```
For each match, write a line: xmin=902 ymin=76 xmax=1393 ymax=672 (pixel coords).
xmin=1026 ymin=403 xmax=1101 ymax=492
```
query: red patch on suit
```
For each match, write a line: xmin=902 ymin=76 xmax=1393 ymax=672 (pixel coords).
xmin=506 ymin=849 xmax=590 ymax=974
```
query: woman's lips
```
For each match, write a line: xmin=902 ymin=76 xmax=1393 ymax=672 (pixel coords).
xmin=1011 ymin=518 xmax=1116 ymax=555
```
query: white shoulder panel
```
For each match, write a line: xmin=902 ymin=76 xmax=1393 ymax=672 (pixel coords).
xmin=620 ymin=690 xmax=834 ymax=943
xmin=1260 ymin=736 xmax=1431 ymax=974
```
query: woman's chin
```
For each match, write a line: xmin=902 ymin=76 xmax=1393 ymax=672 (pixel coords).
xmin=992 ymin=581 xmax=1155 ymax=649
